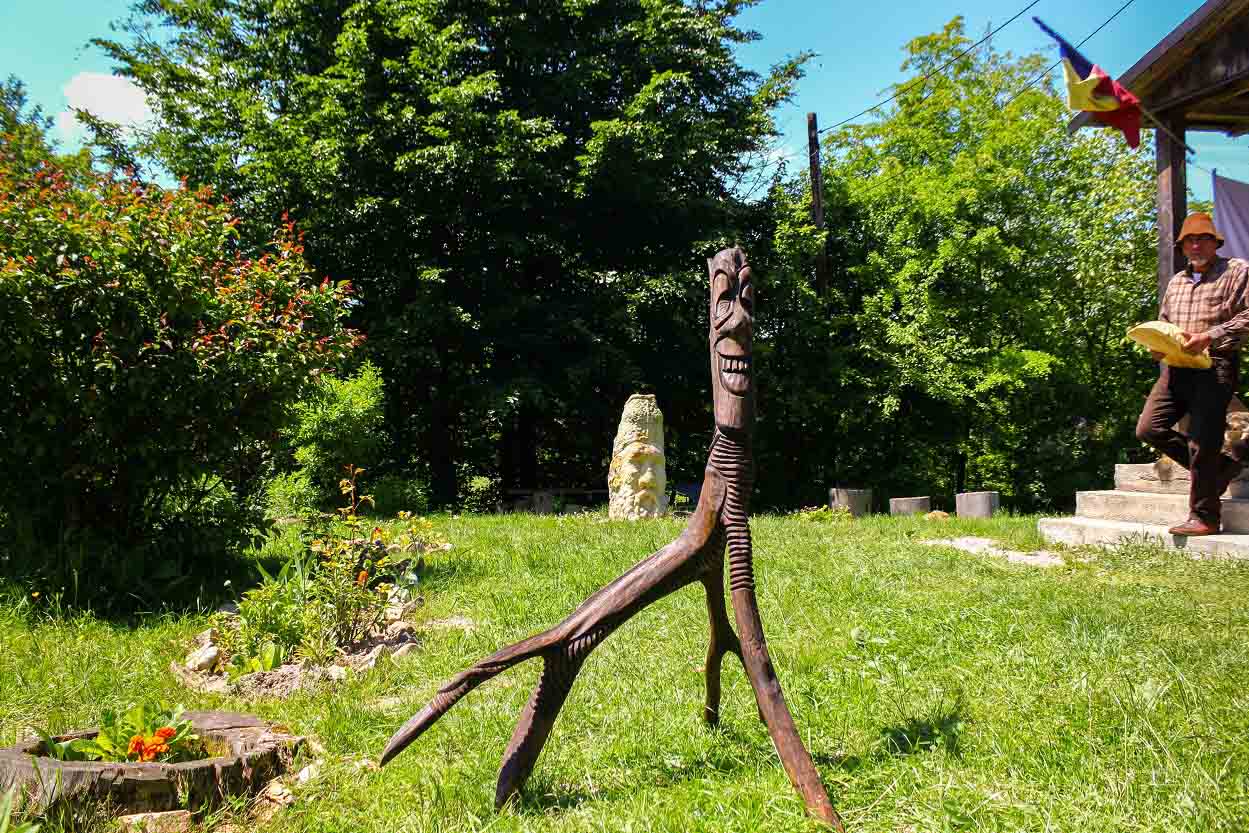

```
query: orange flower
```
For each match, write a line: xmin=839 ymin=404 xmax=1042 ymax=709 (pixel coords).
xmin=127 ymin=735 xmax=145 ymax=758
xmin=154 ymin=726 xmax=176 ymax=741
xmin=137 ymin=736 xmax=170 ymax=762
xmin=356 ymin=570 xmax=368 ymax=586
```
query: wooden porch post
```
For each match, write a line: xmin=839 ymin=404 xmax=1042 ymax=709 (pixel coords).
xmin=1155 ymin=114 xmax=1187 ymax=302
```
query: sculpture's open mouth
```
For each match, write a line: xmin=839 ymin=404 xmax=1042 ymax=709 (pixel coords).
xmin=717 ymin=352 xmax=751 ymax=395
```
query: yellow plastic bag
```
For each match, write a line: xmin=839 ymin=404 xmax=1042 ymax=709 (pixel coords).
xmin=1126 ymin=320 xmax=1213 ymax=369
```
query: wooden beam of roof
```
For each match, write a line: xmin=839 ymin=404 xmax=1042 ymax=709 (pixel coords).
xmin=1148 ymin=15 xmax=1249 ymax=114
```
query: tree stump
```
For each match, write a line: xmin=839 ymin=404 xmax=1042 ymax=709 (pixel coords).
xmin=0 ymin=712 xmax=302 ymax=815
xmin=830 ymin=487 xmax=872 ymax=517
xmin=956 ymin=491 xmax=1000 ymax=518
xmin=889 ymin=496 xmax=931 ymax=516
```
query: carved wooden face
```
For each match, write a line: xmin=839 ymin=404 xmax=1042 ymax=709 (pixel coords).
xmin=707 ymin=247 xmax=754 ymax=431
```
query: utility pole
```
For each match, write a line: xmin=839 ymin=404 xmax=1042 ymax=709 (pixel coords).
xmin=807 ymin=112 xmax=829 ymax=295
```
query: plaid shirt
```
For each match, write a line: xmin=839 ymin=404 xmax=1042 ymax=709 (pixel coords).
xmin=1160 ymin=256 xmax=1249 ymax=351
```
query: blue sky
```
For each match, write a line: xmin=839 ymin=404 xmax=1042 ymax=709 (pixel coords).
xmin=2 ymin=0 xmax=1243 ymax=200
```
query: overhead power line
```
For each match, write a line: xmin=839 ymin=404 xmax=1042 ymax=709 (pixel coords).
xmin=817 ymin=0 xmax=1043 ymax=136
xmin=855 ymin=0 xmax=1143 ymax=199
xmin=770 ymin=0 xmax=1047 ymax=171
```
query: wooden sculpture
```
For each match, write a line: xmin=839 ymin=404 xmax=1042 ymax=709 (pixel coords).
xmin=380 ymin=247 xmax=842 ymax=829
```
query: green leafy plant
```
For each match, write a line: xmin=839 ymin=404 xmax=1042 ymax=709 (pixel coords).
xmin=217 ymin=466 xmax=445 ymax=666
xmin=35 ymin=703 xmax=205 ymax=764
xmin=265 ymin=470 xmax=321 ymax=521
xmin=459 ymin=475 xmax=500 ymax=515
xmin=283 ymin=363 xmax=387 ymax=505
xmin=226 ymin=641 xmax=287 ymax=681
xmin=0 ymin=786 xmax=39 ymax=833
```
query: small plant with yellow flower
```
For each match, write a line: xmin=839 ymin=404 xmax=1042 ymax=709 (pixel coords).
xmin=212 ymin=465 xmax=447 ymax=672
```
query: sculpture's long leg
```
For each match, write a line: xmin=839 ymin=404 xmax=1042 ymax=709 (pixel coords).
xmin=494 ymin=653 xmax=583 ymax=809
xmin=726 ymin=518 xmax=843 ymax=831
xmin=700 ymin=554 xmax=741 ymax=726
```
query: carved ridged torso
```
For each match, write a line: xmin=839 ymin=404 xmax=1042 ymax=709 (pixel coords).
xmin=708 ymin=428 xmax=755 ymax=594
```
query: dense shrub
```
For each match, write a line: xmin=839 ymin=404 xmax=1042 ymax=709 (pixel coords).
xmin=264 ymin=470 xmax=320 ymax=521
xmin=283 ymin=362 xmax=387 ymax=499
xmin=0 ymin=136 xmax=361 ymax=599
xmin=369 ymin=474 xmax=430 ymax=517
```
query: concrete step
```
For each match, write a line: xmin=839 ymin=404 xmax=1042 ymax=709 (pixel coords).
xmin=1076 ymin=489 xmax=1249 ymax=532
xmin=1115 ymin=463 xmax=1249 ymax=497
xmin=1038 ymin=516 xmax=1249 ymax=558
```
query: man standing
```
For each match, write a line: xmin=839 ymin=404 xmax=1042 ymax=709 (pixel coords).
xmin=1136 ymin=212 xmax=1249 ymax=535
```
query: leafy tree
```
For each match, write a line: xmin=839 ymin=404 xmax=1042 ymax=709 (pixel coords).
xmin=765 ymin=18 xmax=1157 ymax=509
xmin=97 ymin=0 xmax=804 ymax=505
xmin=0 ymin=76 xmax=94 ymax=179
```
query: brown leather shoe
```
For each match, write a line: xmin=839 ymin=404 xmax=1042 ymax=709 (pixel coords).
xmin=1169 ymin=518 xmax=1221 ymax=536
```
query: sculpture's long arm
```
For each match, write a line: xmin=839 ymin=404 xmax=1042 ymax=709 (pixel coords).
xmin=380 ymin=473 xmax=728 ymax=773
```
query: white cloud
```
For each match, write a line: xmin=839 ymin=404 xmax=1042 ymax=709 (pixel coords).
xmin=54 ymin=72 xmax=153 ymax=147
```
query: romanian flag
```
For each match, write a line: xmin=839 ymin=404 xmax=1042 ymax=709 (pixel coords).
xmin=1034 ymin=17 xmax=1142 ymax=148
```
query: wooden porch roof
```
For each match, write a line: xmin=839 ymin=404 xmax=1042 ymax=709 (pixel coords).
xmin=1069 ymin=0 xmax=1249 ymax=136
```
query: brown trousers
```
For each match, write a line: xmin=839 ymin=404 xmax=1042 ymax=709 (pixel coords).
xmin=1135 ymin=365 xmax=1242 ymax=524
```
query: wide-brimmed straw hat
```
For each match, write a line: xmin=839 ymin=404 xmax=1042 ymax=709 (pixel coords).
xmin=1178 ymin=212 xmax=1225 ymax=247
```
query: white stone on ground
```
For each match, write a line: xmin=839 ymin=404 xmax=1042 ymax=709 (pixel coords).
xmin=924 ymin=536 xmax=1065 ymax=567
xmin=184 ymin=644 xmax=219 ymax=671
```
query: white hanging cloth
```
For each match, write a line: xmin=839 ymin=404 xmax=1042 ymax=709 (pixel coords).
xmin=1213 ymin=170 xmax=1249 ymax=260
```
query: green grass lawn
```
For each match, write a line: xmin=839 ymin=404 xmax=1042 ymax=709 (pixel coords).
xmin=3 ymin=513 xmax=1249 ymax=832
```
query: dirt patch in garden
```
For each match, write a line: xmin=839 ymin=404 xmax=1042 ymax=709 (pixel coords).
xmin=923 ymin=536 xmax=1065 ymax=567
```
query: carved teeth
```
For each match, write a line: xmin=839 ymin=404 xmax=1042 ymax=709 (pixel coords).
xmin=719 ymin=355 xmax=751 ymax=374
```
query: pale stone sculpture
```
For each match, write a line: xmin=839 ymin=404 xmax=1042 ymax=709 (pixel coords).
xmin=607 ymin=394 xmax=669 ymax=519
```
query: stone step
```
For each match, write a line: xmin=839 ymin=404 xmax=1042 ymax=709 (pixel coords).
xmin=1077 ymin=489 xmax=1249 ymax=532
xmin=1037 ymin=516 xmax=1249 ymax=559
xmin=1115 ymin=463 xmax=1249 ymax=497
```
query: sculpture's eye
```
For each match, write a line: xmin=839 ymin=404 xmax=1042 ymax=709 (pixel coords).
xmin=712 ymin=271 xmax=734 ymax=327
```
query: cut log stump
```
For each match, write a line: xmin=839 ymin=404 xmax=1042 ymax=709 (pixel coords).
xmin=0 ymin=711 xmax=303 ymax=815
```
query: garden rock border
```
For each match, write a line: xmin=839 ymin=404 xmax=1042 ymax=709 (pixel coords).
xmin=0 ymin=711 xmax=303 ymax=815
xmin=172 ymin=627 xmax=423 ymax=698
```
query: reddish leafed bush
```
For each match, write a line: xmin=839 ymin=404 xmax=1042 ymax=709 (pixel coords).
xmin=0 ymin=136 xmax=362 ymax=602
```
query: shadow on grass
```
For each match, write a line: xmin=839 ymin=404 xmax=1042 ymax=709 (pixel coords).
xmin=508 ymin=723 xmax=859 ymax=816
xmin=416 ymin=555 xmax=485 ymax=592
xmin=877 ymin=701 xmax=964 ymax=757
